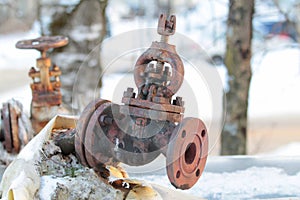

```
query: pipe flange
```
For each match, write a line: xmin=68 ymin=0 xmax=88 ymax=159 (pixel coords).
xmin=166 ymin=117 xmax=208 ymax=189
xmin=84 ymin=101 xmax=116 ymax=167
xmin=75 ymin=99 xmax=110 ymax=166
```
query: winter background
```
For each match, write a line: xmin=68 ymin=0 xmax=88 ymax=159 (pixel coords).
xmin=1 ymin=0 xmax=300 ymax=199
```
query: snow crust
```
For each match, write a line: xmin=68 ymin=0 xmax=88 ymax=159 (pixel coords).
xmin=132 ymin=166 xmax=300 ymax=199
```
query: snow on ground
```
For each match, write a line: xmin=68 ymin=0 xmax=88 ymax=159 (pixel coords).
xmin=132 ymin=166 xmax=300 ymax=199
xmin=262 ymin=142 xmax=300 ymax=156
xmin=127 ymin=144 xmax=300 ymax=199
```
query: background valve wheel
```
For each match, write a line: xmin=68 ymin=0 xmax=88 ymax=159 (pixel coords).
xmin=15 ymin=35 xmax=68 ymax=53
xmin=166 ymin=117 xmax=208 ymax=189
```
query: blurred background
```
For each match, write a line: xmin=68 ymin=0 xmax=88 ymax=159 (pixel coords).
xmin=0 ymin=0 xmax=300 ymax=156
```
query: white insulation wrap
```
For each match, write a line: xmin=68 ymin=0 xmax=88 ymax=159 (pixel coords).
xmin=0 ymin=115 xmax=77 ymax=200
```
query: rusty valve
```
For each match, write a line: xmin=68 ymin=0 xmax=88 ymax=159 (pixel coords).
xmin=75 ymin=14 xmax=208 ymax=189
xmin=16 ymin=36 xmax=68 ymax=132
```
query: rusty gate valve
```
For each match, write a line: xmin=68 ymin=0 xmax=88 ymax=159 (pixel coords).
xmin=75 ymin=14 xmax=208 ymax=190
xmin=16 ymin=36 xmax=68 ymax=131
xmin=16 ymin=36 xmax=68 ymax=104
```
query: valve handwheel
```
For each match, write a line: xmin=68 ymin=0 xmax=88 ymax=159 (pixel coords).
xmin=166 ymin=117 xmax=208 ymax=189
xmin=15 ymin=35 xmax=68 ymax=55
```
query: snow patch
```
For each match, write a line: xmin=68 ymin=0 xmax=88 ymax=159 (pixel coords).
xmin=263 ymin=142 xmax=300 ymax=156
xmin=38 ymin=176 xmax=67 ymax=200
xmin=70 ymin=24 xmax=102 ymax=42
xmin=133 ymin=166 xmax=300 ymax=199
xmin=53 ymin=52 xmax=86 ymax=66
xmin=58 ymin=0 xmax=80 ymax=6
xmin=0 ymin=32 xmax=40 ymax=70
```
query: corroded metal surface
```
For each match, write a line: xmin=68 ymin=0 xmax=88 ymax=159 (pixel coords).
xmin=9 ymin=103 xmax=20 ymax=153
xmin=84 ymin=101 xmax=115 ymax=167
xmin=0 ymin=100 xmax=34 ymax=153
xmin=16 ymin=36 xmax=68 ymax=132
xmin=74 ymin=14 xmax=208 ymax=190
xmin=1 ymin=103 xmax=13 ymax=153
xmin=133 ymin=41 xmax=184 ymax=97
xmin=166 ymin=118 xmax=208 ymax=189
xmin=75 ymin=99 xmax=110 ymax=166
xmin=15 ymin=36 xmax=68 ymax=54
xmin=157 ymin=14 xmax=176 ymax=36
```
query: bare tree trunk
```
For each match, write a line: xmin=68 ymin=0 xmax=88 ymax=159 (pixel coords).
xmin=39 ymin=0 xmax=108 ymax=114
xmin=221 ymin=0 xmax=254 ymax=155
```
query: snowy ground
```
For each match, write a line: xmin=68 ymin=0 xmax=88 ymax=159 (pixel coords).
xmin=138 ymin=165 xmax=300 ymax=199
xmin=126 ymin=151 xmax=300 ymax=199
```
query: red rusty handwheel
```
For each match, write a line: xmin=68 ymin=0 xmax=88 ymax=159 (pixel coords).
xmin=75 ymin=99 xmax=110 ymax=166
xmin=166 ymin=117 xmax=208 ymax=189
xmin=15 ymin=35 xmax=68 ymax=52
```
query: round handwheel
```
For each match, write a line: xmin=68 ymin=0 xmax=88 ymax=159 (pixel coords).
xmin=134 ymin=42 xmax=184 ymax=97
xmin=166 ymin=117 xmax=208 ymax=189
xmin=15 ymin=35 xmax=68 ymax=52
xmin=75 ymin=99 xmax=110 ymax=166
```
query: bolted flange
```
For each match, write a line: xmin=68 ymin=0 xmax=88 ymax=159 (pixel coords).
xmin=0 ymin=99 xmax=34 ymax=153
xmin=166 ymin=118 xmax=208 ymax=189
